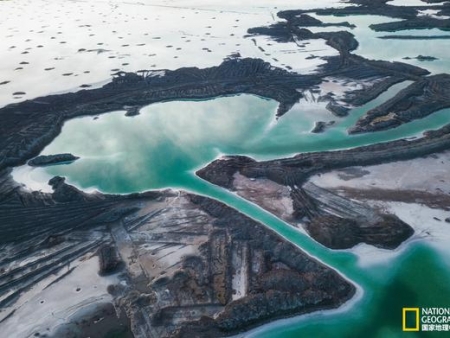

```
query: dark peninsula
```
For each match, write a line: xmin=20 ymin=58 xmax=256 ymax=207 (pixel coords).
xmin=28 ymin=153 xmax=79 ymax=167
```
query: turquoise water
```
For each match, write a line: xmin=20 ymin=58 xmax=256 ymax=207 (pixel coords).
xmin=21 ymin=86 xmax=450 ymax=337
xmin=15 ymin=2 xmax=450 ymax=336
xmin=249 ymin=243 xmax=450 ymax=338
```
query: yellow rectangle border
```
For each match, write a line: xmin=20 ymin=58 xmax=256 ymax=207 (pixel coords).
xmin=403 ymin=308 xmax=420 ymax=331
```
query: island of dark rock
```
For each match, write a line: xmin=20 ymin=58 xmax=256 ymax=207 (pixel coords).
xmin=28 ymin=153 xmax=79 ymax=167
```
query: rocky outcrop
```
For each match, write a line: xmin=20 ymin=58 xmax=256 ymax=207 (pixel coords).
xmin=305 ymin=214 xmax=413 ymax=250
xmin=326 ymin=101 xmax=350 ymax=117
xmin=370 ymin=17 xmax=450 ymax=32
xmin=379 ymin=35 xmax=450 ymax=40
xmin=0 ymin=171 xmax=159 ymax=245
xmin=349 ymin=74 xmax=450 ymax=134
xmin=277 ymin=2 xmax=419 ymax=21
xmin=0 ymin=168 xmax=355 ymax=337
xmin=157 ymin=195 xmax=356 ymax=337
xmin=287 ymin=0 xmax=450 ymax=23
xmin=299 ymin=183 xmax=413 ymax=249
xmin=197 ymin=156 xmax=256 ymax=190
xmin=199 ymin=123 xmax=450 ymax=189
xmin=98 ymin=244 xmax=122 ymax=275
xmin=247 ymin=5 xmax=430 ymax=116
xmin=404 ymin=55 xmax=439 ymax=61
xmin=311 ymin=121 xmax=335 ymax=133
xmin=28 ymin=153 xmax=79 ymax=167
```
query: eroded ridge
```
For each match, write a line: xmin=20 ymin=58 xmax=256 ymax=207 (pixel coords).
xmin=0 ymin=170 xmax=355 ymax=337
xmin=115 ymin=193 xmax=355 ymax=338
xmin=198 ymin=124 xmax=450 ymax=249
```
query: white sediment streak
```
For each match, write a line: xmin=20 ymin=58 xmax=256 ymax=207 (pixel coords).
xmin=0 ymin=255 xmax=118 ymax=338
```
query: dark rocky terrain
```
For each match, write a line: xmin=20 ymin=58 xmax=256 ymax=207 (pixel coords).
xmin=350 ymin=75 xmax=450 ymax=133
xmin=4 ymin=0 xmax=450 ymax=175
xmin=28 ymin=153 xmax=79 ymax=167
xmin=379 ymin=35 xmax=450 ymax=39
xmin=198 ymin=124 xmax=450 ymax=248
xmin=248 ymin=0 xmax=450 ymax=130
xmin=198 ymin=124 xmax=450 ymax=189
xmin=0 ymin=169 xmax=355 ymax=337
xmin=121 ymin=194 xmax=355 ymax=338
xmin=0 ymin=58 xmax=319 ymax=171
xmin=292 ymin=0 xmax=450 ymax=22
xmin=370 ymin=17 xmax=450 ymax=32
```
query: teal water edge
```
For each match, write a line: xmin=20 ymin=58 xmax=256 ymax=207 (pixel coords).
xmin=248 ymin=243 xmax=450 ymax=338
xmin=21 ymin=86 xmax=450 ymax=337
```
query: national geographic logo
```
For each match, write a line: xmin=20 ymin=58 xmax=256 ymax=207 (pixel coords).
xmin=403 ymin=308 xmax=419 ymax=331
xmin=403 ymin=308 xmax=450 ymax=332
